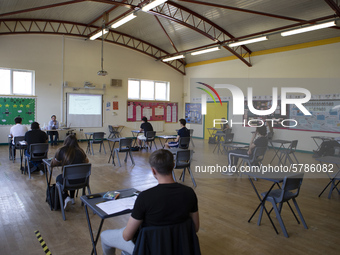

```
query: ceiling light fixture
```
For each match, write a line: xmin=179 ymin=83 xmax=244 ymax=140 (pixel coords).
xmin=162 ymin=55 xmax=185 ymax=62
xmin=191 ymin=47 xmax=220 ymax=56
xmin=111 ymin=13 xmax=137 ymax=29
xmin=281 ymin=21 xmax=336 ymax=37
xmin=229 ymin=36 xmax=268 ymax=47
xmin=142 ymin=0 xmax=167 ymax=12
xmin=90 ymin=29 xmax=108 ymax=40
xmin=97 ymin=25 xmax=108 ymax=76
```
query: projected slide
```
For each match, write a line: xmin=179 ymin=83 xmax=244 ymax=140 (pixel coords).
xmin=67 ymin=93 xmax=103 ymax=127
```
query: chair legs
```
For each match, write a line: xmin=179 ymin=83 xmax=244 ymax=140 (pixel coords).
xmin=175 ymin=166 xmax=197 ymax=188
xmin=56 ymin=183 xmax=66 ymax=221
xmin=113 ymin=150 xmax=135 ymax=167
xmin=258 ymin=199 xmax=307 ymax=238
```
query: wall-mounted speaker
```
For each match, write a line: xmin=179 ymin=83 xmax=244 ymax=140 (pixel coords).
xmin=111 ymin=79 xmax=122 ymax=87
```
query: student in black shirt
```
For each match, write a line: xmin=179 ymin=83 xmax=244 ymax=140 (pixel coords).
xmin=165 ymin=118 xmax=190 ymax=148
xmin=137 ymin=116 xmax=154 ymax=147
xmin=101 ymin=149 xmax=199 ymax=255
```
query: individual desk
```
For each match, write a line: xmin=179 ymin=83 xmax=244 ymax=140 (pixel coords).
xmin=222 ymin=143 xmax=249 ymax=154
xmin=157 ymin=135 xmax=177 ymax=148
xmin=315 ymin=156 xmax=340 ymax=199
xmin=107 ymin=137 xmax=124 ymax=163
xmin=268 ymin=139 xmax=292 ymax=165
xmin=244 ymin=172 xmax=295 ymax=236
xmin=80 ymin=188 xmax=137 ymax=255
xmin=311 ymin=136 xmax=334 ymax=150
xmin=131 ymin=130 xmax=142 ymax=146
xmin=84 ymin=132 xmax=106 ymax=154
xmin=207 ymin=127 xmax=220 ymax=137
xmin=19 ymin=141 xmax=27 ymax=174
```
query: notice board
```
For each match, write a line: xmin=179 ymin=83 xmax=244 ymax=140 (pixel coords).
xmin=0 ymin=97 xmax=36 ymax=125
xmin=127 ymin=101 xmax=178 ymax=123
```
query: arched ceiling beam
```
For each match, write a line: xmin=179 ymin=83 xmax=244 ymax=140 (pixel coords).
xmin=0 ymin=19 xmax=185 ymax=75
xmin=150 ymin=1 xmax=252 ymax=66
xmin=324 ymin=0 xmax=340 ymax=17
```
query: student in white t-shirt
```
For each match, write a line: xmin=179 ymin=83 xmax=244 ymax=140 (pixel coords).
xmin=10 ymin=117 xmax=28 ymax=158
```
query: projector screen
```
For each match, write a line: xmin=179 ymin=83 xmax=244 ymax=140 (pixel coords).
xmin=66 ymin=93 xmax=103 ymax=127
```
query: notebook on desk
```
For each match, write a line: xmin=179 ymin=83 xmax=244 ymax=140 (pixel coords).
xmin=62 ymin=123 xmax=72 ymax=130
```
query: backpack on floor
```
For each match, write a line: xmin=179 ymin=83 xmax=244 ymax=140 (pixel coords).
xmin=46 ymin=184 xmax=61 ymax=211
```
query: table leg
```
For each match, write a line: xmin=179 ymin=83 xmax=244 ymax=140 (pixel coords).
xmin=44 ymin=163 xmax=53 ymax=211
xmin=269 ymin=142 xmax=284 ymax=164
xmin=84 ymin=204 xmax=99 ymax=255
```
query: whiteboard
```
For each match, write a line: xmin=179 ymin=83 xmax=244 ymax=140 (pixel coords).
xmin=66 ymin=93 xmax=103 ymax=128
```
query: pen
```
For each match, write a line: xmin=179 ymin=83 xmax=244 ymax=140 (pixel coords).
xmin=95 ymin=201 xmax=106 ymax=205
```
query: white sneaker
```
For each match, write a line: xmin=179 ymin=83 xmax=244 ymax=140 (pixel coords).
xmin=71 ymin=198 xmax=75 ymax=205
xmin=64 ymin=196 xmax=72 ymax=210
xmin=221 ymin=172 xmax=234 ymax=176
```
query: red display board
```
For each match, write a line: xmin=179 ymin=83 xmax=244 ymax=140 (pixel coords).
xmin=127 ymin=101 xmax=178 ymax=123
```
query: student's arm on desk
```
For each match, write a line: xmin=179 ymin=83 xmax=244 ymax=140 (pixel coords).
xmin=190 ymin=211 xmax=200 ymax=232
xmin=123 ymin=217 xmax=143 ymax=241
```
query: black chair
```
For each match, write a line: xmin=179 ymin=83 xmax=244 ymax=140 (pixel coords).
xmin=11 ymin=136 xmax=25 ymax=163
xmin=173 ymin=150 xmax=196 ymax=187
xmin=279 ymin=140 xmax=299 ymax=165
xmin=25 ymin=143 xmax=49 ymax=179
xmin=258 ymin=173 xmax=308 ymax=238
xmin=241 ymin=146 xmax=267 ymax=168
xmin=131 ymin=218 xmax=201 ymax=255
xmin=89 ymin=132 xmax=106 ymax=155
xmin=112 ymin=138 xmax=135 ymax=167
xmin=108 ymin=125 xmax=116 ymax=139
xmin=140 ymin=131 xmax=157 ymax=150
xmin=221 ymin=133 xmax=234 ymax=153
xmin=56 ymin=163 xmax=92 ymax=221
xmin=189 ymin=129 xmax=195 ymax=147
xmin=178 ymin=137 xmax=190 ymax=149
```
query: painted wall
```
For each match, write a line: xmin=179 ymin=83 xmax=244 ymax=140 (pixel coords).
xmin=184 ymin=41 xmax=340 ymax=152
xmin=0 ymin=35 xmax=184 ymax=143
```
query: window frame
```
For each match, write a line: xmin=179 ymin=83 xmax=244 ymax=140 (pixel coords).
xmin=128 ymin=78 xmax=169 ymax=101
xmin=0 ymin=67 xmax=35 ymax=96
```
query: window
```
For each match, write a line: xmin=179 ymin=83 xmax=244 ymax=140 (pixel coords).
xmin=0 ymin=68 xmax=35 ymax=95
xmin=128 ymin=79 xmax=169 ymax=101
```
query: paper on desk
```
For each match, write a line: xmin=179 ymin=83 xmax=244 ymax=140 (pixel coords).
xmin=96 ymin=196 xmax=137 ymax=215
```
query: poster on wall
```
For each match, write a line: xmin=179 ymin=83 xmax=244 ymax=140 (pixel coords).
xmin=112 ymin=101 xmax=119 ymax=110
xmin=243 ymin=99 xmax=289 ymax=128
xmin=127 ymin=101 xmax=178 ymax=122
xmin=289 ymin=100 xmax=340 ymax=133
xmin=185 ymin=103 xmax=202 ymax=124
xmin=0 ymin=97 xmax=36 ymax=125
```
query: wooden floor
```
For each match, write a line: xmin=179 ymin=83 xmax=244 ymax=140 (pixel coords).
xmin=0 ymin=139 xmax=339 ymax=255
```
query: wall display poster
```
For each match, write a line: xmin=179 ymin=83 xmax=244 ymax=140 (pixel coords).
xmin=289 ymin=100 xmax=340 ymax=133
xmin=112 ymin=101 xmax=119 ymax=110
xmin=0 ymin=97 xmax=36 ymax=125
xmin=185 ymin=103 xmax=202 ymax=124
xmin=127 ymin=101 xmax=178 ymax=123
xmin=243 ymin=100 xmax=289 ymax=128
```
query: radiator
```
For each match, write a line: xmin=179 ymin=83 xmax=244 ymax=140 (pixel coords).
xmin=135 ymin=121 xmax=164 ymax=132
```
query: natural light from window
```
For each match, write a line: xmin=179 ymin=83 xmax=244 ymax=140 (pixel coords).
xmin=128 ymin=79 xmax=169 ymax=101
xmin=13 ymin=71 xmax=33 ymax=95
xmin=0 ymin=68 xmax=34 ymax=95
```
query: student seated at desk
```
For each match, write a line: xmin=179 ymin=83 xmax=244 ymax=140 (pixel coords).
xmin=137 ymin=117 xmax=154 ymax=147
xmin=48 ymin=114 xmax=59 ymax=146
xmin=100 ymin=149 xmax=199 ymax=255
xmin=225 ymin=125 xmax=268 ymax=175
xmin=10 ymin=116 xmax=28 ymax=158
xmin=165 ymin=118 xmax=190 ymax=148
xmin=24 ymin=122 xmax=48 ymax=172
xmin=51 ymin=134 xmax=89 ymax=209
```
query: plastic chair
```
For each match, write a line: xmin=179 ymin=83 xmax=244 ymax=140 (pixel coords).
xmin=189 ymin=129 xmax=195 ymax=147
xmin=11 ymin=136 xmax=25 ymax=162
xmin=108 ymin=125 xmax=117 ymax=139
xmin=178 ymin=137 xmax=190 ymax=149
xmin=139 ymin=131 xmax=157 ymax=150
xmin=56 ymin=163 xmax=92 ymax=220
xmin=89 ymin=132 xmax=106 ymax=155
xmin=220 ymin=133 xmax=234 ymax=153
xmin=258 ymin=173 xmax=308 ymax=238
xmin=241 ymin=146 xmax=267 ymax=168
xmin=112 ymin=138 xmax=135 ymax=167
xmin=173 ymin=150 xmax=196 ymax=187
xmin=279 ymin=140 xmax=299 ymax=165
xmin=131 ymin=218 xmax=201 ymax=255
xmin=25 ymin=143 xmax=49 ymax=179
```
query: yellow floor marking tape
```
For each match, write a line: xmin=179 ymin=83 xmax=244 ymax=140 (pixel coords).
xmin=35 ymin=230 xmax=52 ymax=255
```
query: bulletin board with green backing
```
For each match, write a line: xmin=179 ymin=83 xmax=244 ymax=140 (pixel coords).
xmin=0 ymin=97 xmax=36 ymax=125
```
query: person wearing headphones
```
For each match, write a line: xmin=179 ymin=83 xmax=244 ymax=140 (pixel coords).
xmin=48 ymin=115 xmax=59 ymax=146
